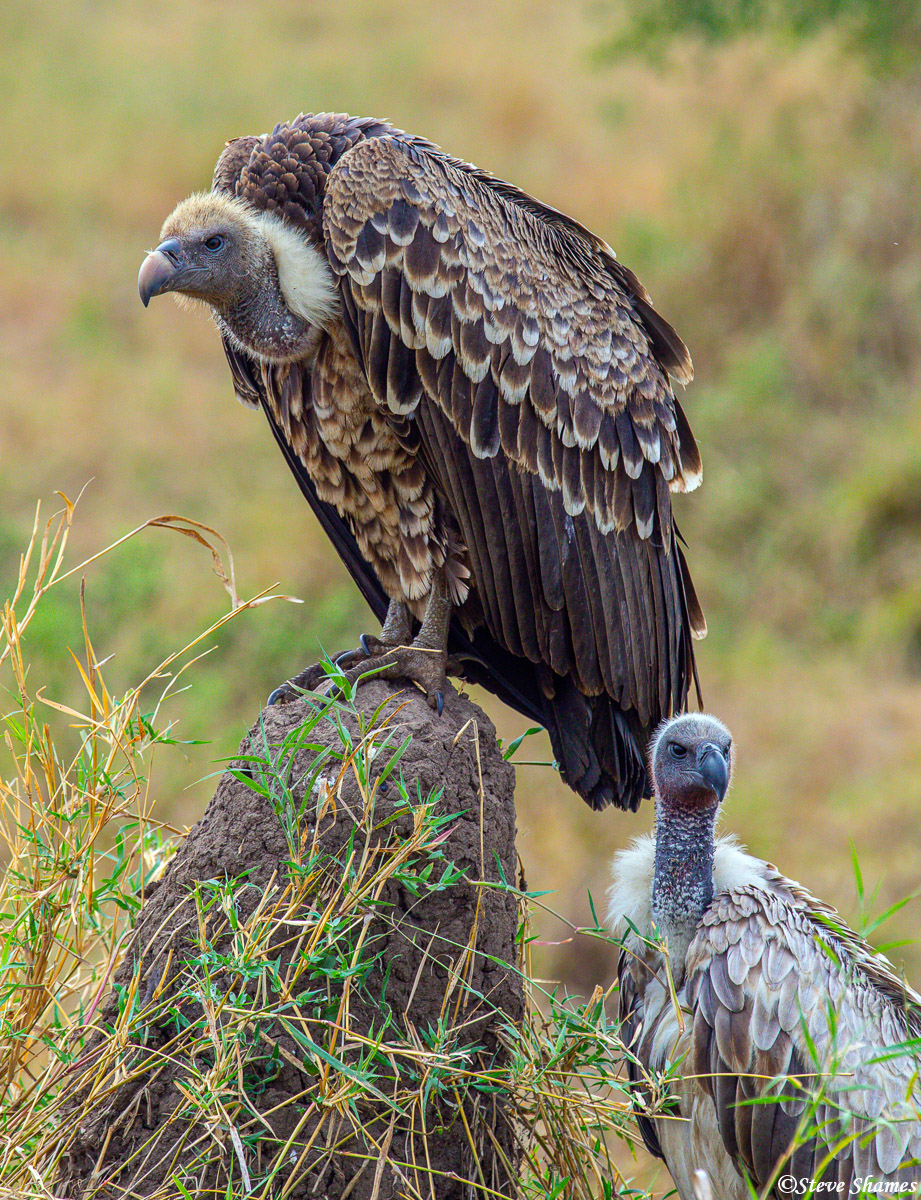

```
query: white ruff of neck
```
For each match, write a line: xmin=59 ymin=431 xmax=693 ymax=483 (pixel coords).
xmin=253 ymin=210 xmax=339 ymax=328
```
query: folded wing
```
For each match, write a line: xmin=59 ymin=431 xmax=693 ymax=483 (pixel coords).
xmin=323 ymin=135 xmax=704 ymax=750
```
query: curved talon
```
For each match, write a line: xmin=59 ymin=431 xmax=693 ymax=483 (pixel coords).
xmin=268 ymin=656 xmax=348 ymax=706
xmin=268 ymin=683 xmax=293 ymax=706
xmin=434 ymin=691 xmax=444 ymax=717
xmin=359 ymin=633 xmax=374 ymax=657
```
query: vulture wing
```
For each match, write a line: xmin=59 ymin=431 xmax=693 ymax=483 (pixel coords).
xmin=687 ymin=878 xmax=921 ymax=1190
xmin=615 ymin=948 xmax=669 ymax=1162
xmin=323 ymin=136 xmax=704 ymax=802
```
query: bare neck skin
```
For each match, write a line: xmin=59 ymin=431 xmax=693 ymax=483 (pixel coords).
xmin=651 ymin=800 xmax=717 ymax=981
xmin=216 ymin=248 xmax=316 ymax=364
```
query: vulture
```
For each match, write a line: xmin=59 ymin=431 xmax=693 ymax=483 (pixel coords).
xmin=609 ymin=713 xmax=921 ymax=1195
xmin=138 ymin=111 xmax=706 ymax=811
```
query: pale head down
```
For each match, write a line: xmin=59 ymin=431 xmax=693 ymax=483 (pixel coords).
xmin=138 ymin=192 xmax=338 ymax=363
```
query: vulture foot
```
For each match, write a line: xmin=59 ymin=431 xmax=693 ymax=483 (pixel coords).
xmin=330 ymin=642 xmax=446 ymax=715
xmin=267 ymin=594 xmax=448 ymax=713
xmin=266 ymin=640 xmax=446 ymax=714
xmin=266 ymin=647 xmax=362 ymax=706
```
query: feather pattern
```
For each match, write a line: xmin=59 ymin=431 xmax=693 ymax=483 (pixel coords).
xmin=610 ymin=835 xmax=921 ymax=1196
xmin=320 ymin=131 xmax=704 ymax=759
xmin=201 ymin=112 xmax=708 ymax=809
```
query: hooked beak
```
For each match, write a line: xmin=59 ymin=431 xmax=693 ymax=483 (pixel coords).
xmin=138 ymin=238 xmax=185 ymax=306
xmin=697 ymin=743 xmax=729 ymax=802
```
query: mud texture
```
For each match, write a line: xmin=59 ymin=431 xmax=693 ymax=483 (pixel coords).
xmin=56 ymin=680 xmax=523 ymax=1199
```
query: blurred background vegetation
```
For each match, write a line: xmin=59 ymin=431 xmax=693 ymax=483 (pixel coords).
xmin=2 ymin=1 xmax=920 ymax=1183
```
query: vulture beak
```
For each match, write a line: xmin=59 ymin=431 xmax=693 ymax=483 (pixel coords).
xmin=697 ymin=743 xmax=729 ymax=802
xmin=138 ymin=239 xmax=186 ymax=306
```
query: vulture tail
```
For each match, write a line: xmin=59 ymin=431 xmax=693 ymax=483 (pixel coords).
xmin=536 ymin=675 xmax=650 ymax=812
xmin=449 ymin=637 xmax=651 ymax=811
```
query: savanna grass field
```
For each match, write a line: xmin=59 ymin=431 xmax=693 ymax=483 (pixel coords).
xmin=2 ymin=0 xmax=921 ymax=1191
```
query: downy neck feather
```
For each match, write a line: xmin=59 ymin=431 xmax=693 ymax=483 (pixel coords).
xmin=607 ymin=832 xmax=767 ymax=949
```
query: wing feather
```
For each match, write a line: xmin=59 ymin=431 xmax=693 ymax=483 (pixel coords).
xmin=505 ymin=466 xmax=549 ymax=657
xmin=686 ymin=882 xmax=921 ymax=1189
xmin=470 ymin=455 xmax=520 ymax=654
xmin=574 ymin=517 xmax=615 ymax=695
xmin=616 ymin=951 xmax=667 ymax=1162
xmin=491 ymin=461 xmax=541 ymax=661
xmin=323 ymin=136 xmax=703 ymax=752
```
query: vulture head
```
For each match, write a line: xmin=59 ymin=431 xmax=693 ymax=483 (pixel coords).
xmin=138 ymin=193 xmax=338 ymax=363
xmin=650 ymin=712 xmax=732 ymax=815
xmin=649 ymin=713 xmax=734 ymax=973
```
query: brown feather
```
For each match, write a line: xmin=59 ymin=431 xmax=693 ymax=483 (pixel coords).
xmin=208 ymin=115 xmax=706 ymax=810
xmin=470 ymin=376 xmax=501 ymax=459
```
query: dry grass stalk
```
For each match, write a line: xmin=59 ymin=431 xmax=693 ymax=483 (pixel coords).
xmin=0 ymin=504 xmax=647 ymax=1199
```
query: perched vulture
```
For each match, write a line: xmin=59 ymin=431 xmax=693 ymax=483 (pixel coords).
xmin=138 ymin=111 xmax=706 ymax=811
xmin=609 ymin=714 xmax=921 ymax=1195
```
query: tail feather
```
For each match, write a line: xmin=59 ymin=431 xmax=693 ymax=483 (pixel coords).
xmin=449 ymin=628 xmax=652 ymax=810
xmin=537 ymin=674 xmax=650 ymax=812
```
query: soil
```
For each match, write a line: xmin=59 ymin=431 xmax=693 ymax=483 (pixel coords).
xmin=56 ymin=680 xmax=523 ymax=1200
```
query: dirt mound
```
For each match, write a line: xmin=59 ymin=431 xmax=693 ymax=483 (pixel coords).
xmin=56 ymin=680 xmax=523 ymax=1199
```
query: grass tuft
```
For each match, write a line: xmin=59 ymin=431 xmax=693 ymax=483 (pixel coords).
xmin=0 ymin=504 xmax=650 ymax=1199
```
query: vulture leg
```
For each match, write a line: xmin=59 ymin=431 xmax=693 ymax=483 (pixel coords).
xmin=267 ymin=599 xmax=414 ymax=706
xmin=266 ymin=593 xmax=450 ymax=711
xmin=328 ymin=571 xmax=451 ymax=714
xmin=358 ymin=598 xmax=414 ymax=657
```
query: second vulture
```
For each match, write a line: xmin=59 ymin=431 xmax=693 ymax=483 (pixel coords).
xmin=610 ymin=714 xmax=921 ymax=1194
xmin=138 ymin=111 xmax=706 ymax=811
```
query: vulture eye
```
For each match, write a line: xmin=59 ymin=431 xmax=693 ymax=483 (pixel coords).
xmin=668 ymin=742 xmax=688 ymax=759
xmin=203 ymin=235 xmax=225 ymax=252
